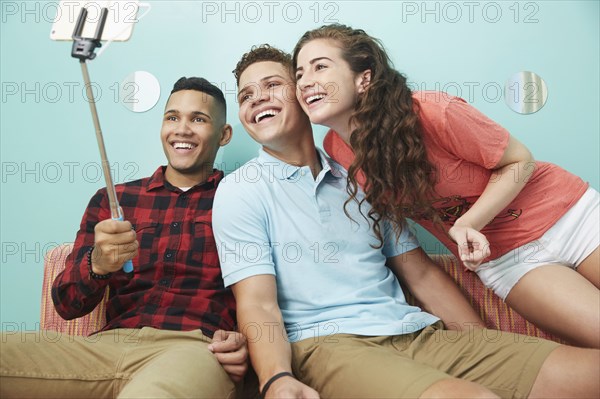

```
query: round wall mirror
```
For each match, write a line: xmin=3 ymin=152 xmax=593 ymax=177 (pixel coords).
xmin=120 ymin=71 xmax=161 ymax=113
xmin=504 ymin=71 xmax=548 ymax=114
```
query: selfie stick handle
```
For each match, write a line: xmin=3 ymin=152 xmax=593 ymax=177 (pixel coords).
xmin=72 ymin=7 xmax=133 ymax=273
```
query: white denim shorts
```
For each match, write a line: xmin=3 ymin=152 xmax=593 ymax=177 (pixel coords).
xmin=476 ymin=187 xmax=599 ymax=300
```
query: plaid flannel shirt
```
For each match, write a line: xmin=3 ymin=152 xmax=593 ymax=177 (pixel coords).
xmin=52 ymin=166 xmax=236 ymax=336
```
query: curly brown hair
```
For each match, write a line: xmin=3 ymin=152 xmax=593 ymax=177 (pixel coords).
xmin=292 ymin=24 xmax=440 ymax=246
xmin=233 ymin=44 xmax=293 ymax=85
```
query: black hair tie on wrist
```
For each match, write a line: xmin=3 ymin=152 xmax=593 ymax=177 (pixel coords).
xmin=260 ymin=371 xmax=294 ymax=399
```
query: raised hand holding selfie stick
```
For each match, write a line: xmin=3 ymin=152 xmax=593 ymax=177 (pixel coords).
xmin=71 ymin=7 xmax=133 ymax=273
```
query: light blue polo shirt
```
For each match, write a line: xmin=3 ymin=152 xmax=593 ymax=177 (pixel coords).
xmin=213 ymin=148 xmax=439 ymax=342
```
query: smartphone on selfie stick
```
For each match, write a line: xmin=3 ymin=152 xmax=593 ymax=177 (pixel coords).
xmin=51 ymin=1 xmax=142 ymax=273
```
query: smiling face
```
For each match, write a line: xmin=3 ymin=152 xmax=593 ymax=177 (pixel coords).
xmin=237 ymin=61 xmax=310 ymax=149
xmin=295 ymin=39 xmax=369 ymax=137
xmin=160 ymin=89 xmax=231 ymax=187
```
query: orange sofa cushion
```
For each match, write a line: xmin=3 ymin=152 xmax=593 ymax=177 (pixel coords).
xmin=40 ymin=245 xmax=562 ymax=343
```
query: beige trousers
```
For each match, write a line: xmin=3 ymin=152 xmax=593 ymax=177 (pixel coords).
xmin=0 ymin=327 xmax=237 ymax=398
xmin=291 ymin=322 xmax=559 ymax=399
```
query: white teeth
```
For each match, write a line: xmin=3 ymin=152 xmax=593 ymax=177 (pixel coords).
xmin=173 ymin=142 xmax=194 ymax=150
xmin=254 ymin=109 xmax=280 ymax=123
xmin=307 ymin=94 xmax=325 ymax=104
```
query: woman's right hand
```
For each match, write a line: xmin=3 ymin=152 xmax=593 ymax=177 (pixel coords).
xmin=448 ymin=224 xmax=491 ymax=271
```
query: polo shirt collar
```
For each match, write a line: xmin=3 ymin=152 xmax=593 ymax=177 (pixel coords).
xmin=257 ymin=147 xmax=344 ymax=180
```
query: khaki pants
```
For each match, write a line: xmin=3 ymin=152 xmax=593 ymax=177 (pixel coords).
xmin=291 ymin=322 xmax=559 ymax=399
xmin=0 ymin=327 xmax=237 ymax=398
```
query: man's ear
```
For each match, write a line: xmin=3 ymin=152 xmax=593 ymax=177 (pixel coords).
xmin=356 ymin=69 xmax=372 ymax=94
xmin=219 ymin=124 xmax=233 ymax=146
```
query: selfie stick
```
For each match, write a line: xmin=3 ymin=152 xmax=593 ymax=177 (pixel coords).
xmin=71 ymin=7 xmax=133 ymax=273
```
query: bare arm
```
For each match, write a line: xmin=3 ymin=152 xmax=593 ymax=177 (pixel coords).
xmin=449 ymin=135 xmax=535 ymax=269
xmin=232 ymin=275 xmax=319 ymax=399
xmin=388 ymin=247 xmax=485 ymax=330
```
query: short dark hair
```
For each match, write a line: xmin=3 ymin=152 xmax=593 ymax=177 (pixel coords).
xmin=233 ymin=44 xmax=292 ymax=85
xmin=170 ymin=77 xmax=227 ymax=119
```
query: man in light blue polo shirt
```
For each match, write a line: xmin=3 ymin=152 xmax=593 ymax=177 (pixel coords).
xmin=216 ymin=129 xmax=436 ymax=342
xmin=213 ymin=45 xmax=596 ymax=399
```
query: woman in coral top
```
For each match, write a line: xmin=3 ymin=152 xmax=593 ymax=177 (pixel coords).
xmin=293 ymin=24 xmax=599 ymax=348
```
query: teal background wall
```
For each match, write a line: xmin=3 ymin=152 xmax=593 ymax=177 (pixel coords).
xmin=1 ymin=1 xmax=598 ymax=329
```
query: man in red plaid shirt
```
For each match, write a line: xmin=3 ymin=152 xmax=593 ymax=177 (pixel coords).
xmin=1 ymin=77 xmax=250 ymax=398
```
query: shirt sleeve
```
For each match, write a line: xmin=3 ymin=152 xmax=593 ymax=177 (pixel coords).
xmin=382 ymin=219 xmax=420 ymax=259
xmin=437 ymin=97 xmax=510 ymax=169
xmin=51 ymin=189 xmax=111 ymax=320
xmin=213 ymin=176 xmax=276 ymax=287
